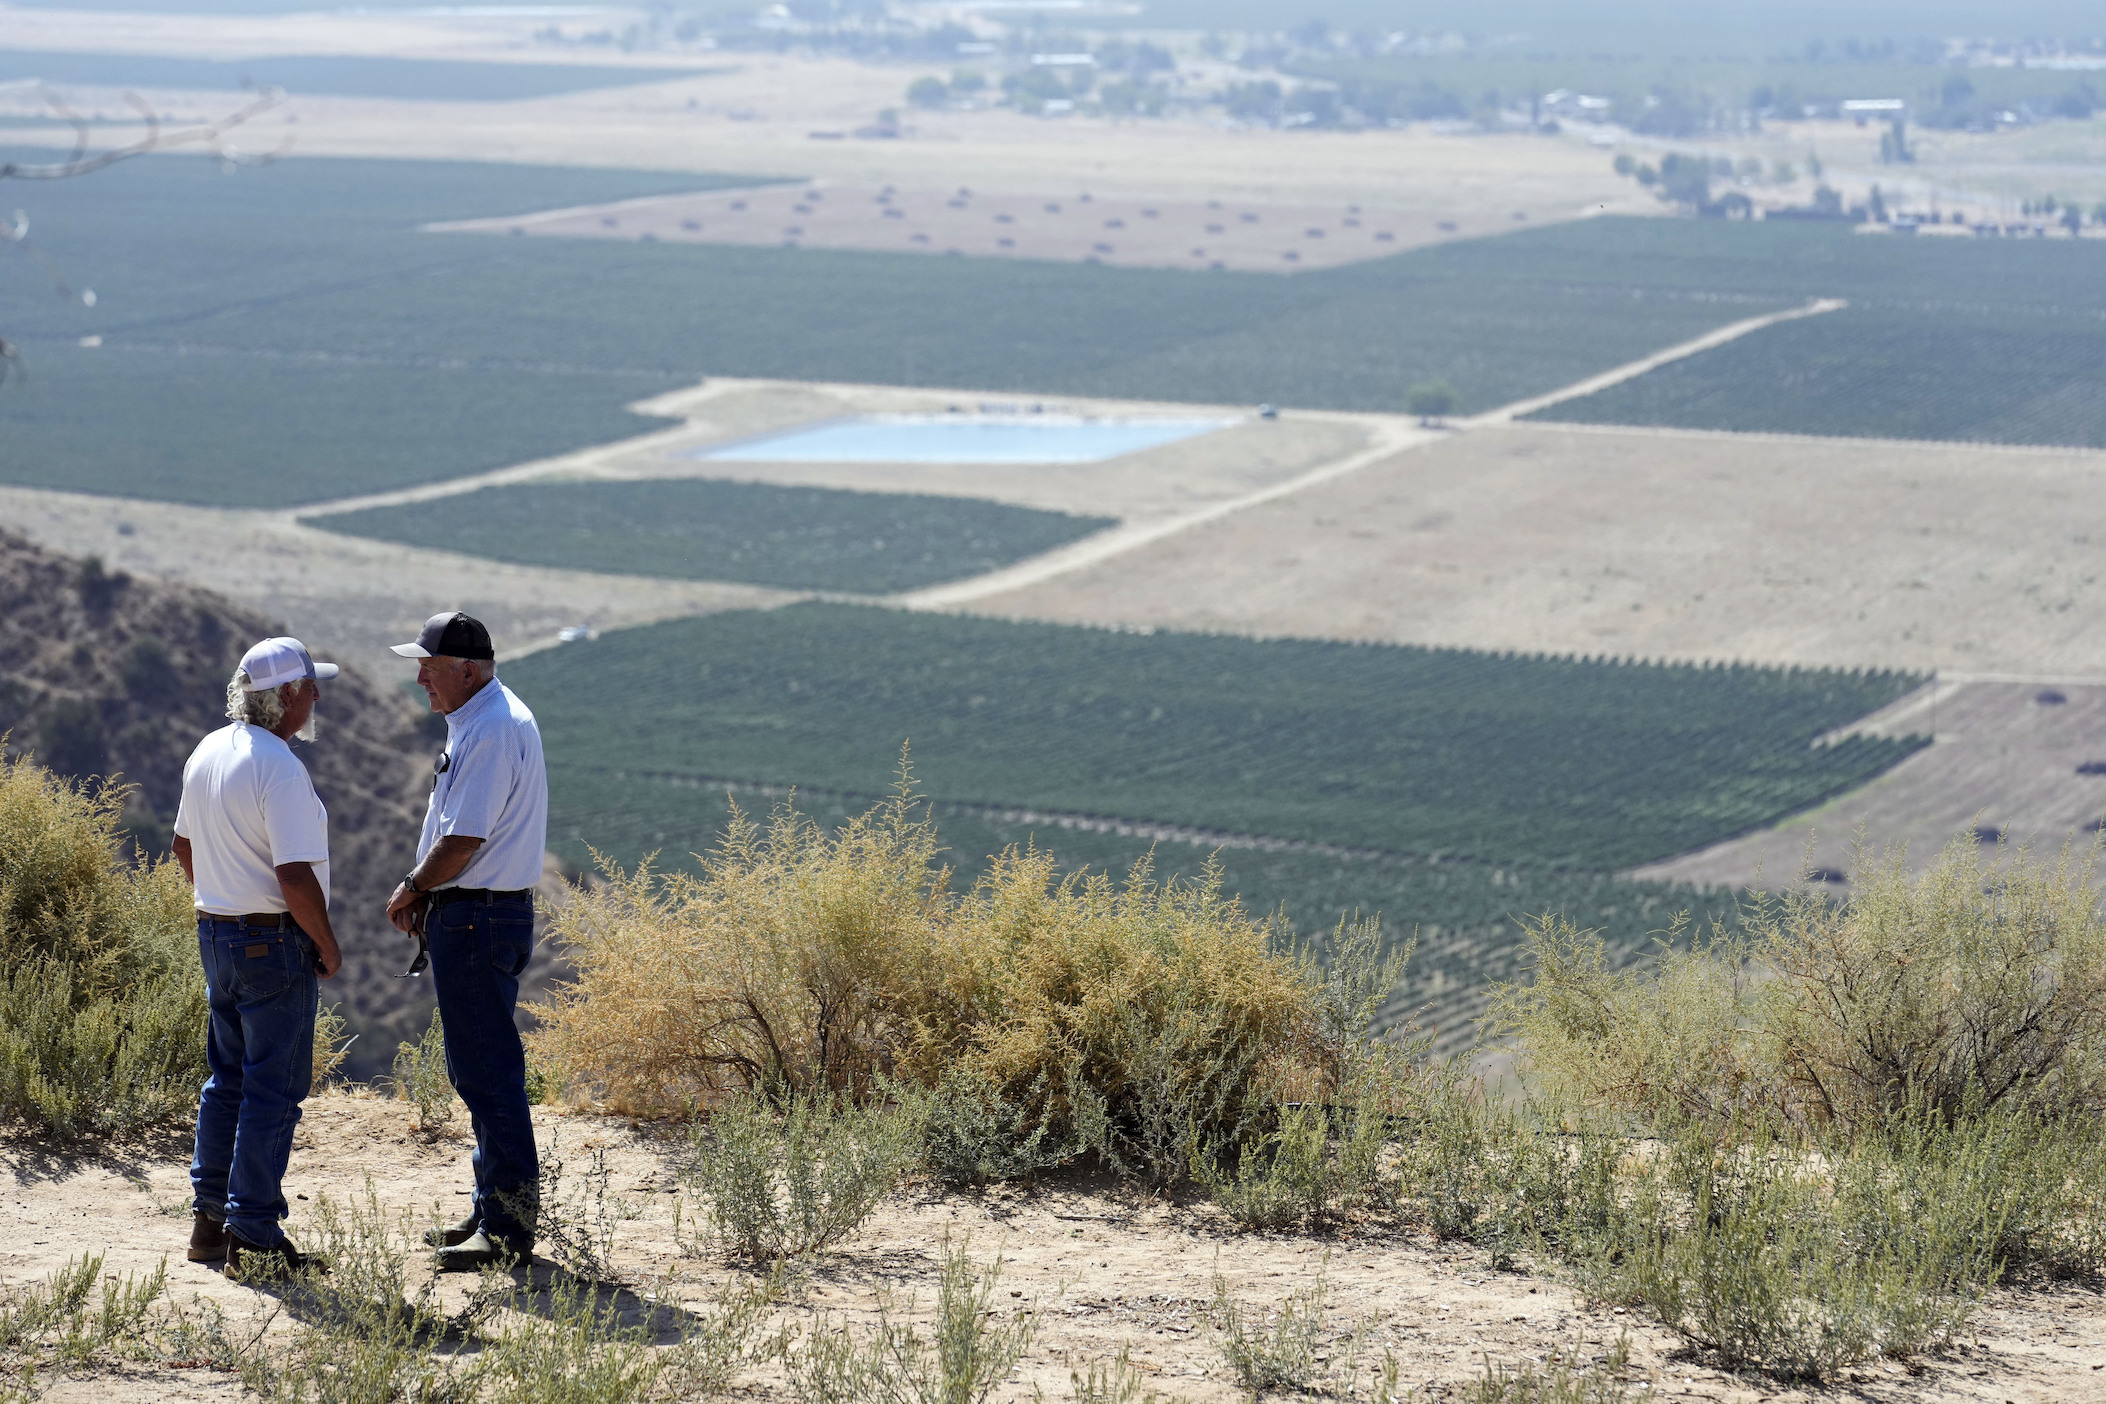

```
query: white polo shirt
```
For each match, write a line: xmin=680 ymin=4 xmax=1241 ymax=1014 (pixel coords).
xmin=173 ymin=724 xmax=330 ymax=916
xmin=418 ymin=678 xmax=548 ymax=892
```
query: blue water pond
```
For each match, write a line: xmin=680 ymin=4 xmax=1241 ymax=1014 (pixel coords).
xmin=693 ymin=415 xmax=1237 ymax=465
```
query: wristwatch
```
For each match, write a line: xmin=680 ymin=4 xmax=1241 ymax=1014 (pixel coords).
xmin=403 ymin=872 xmax=425 ymax=895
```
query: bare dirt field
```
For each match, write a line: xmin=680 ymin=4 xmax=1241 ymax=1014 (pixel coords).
xmin=963 ymin=421 xmax=2106 ymax=678
xmin=430 ymin=179 xmax=1521 ymax=272
xmin=1630 ymin=679 xmax=2106 ymax=893
xmin=8 ymin=1090 xmax=2105 ymax=1403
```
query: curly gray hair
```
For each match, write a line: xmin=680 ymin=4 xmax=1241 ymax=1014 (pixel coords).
xmin=226 ymin=669 xmax=317 ymax=740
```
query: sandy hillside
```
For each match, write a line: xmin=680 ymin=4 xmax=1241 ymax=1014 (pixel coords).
xmin=6 ymin=1090 xmax=2104 ymax=1403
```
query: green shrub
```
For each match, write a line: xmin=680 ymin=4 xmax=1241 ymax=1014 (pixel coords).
xmin=680 ymin=1089 xmax=923 ymax=1262
xmin=1206 ymin=1258 xmax=1390 ymax=1399
xmin=1458 ymin=1340 xmax=1632 ymax=1404
xmin=912 ymin=1067 xmax=1081 ymax=1186
xmin=260 ymin=1184 xmax=780 ymax=1403
xmin=0 ymin=755 xmax=206 ymax=1139
xmin=1570 ymin=1119 xmax=1988 ymax=1377
xmin=787 ymin=1238 xmax=1032 ymax=1404
xmin=391 ymin=1008 xmax=458 ymax=1134
xmin=1065 ymin=1346 xmax=1175 ymax=1404
xmin=0 ymin=1251 xmax=255 ymax=1400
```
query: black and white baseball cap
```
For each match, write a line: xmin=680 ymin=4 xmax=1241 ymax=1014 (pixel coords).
xmin=390 ymin=611 xmax=495 ymax=661
xmin=239 ymin=637 xmax=339 ymax=692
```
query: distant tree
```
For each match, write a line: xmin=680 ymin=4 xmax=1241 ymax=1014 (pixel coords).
xmin=907 ymin=76 xmax=950 ymax=109
xmin=1655 ymin=152 xmax=1712 ymax=208
xmin=2094 ymin=201 xmax=2106 ymax=224
xmin=951 ymin=67 xmax=987 ymax=94
xmin=1807 ymin=149 xmax=1824 ymax=178
xmin=1613 ymin=152 xmax=1636 ymax=176
xmin=2054 ymin=84 xmax=2097 ymax=120
xmin=1405 ymin=380 xmax=1460 ymax=425
xmin=2064 ymin=207 xmax=2086 ymax=235
xmin=1772 ymin=159 xmax=1798 ymax=184
xmin=1812 ymin=184 xmax=1844 ymax=215
xmin=1868 ymin=184 xmax=1889 ymax=223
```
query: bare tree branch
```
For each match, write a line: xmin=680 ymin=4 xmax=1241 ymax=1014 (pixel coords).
xmin=0 ymin=82 xmax=286 ymax=182
xmin=0 ymin=83 xmax=287 ymax=383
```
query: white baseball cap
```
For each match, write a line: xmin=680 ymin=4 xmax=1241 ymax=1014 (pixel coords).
xmin=239 ymin=636 xmax=339 ymax=692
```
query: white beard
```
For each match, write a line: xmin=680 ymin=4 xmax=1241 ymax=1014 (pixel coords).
xmin=295 ymin=710 xmax=320 ymax=743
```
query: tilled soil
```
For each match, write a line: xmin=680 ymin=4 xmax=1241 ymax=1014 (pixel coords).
xmin=5 ymin=1092 xmax=2103 ymax=1402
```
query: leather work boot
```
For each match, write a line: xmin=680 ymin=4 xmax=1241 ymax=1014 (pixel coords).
xmin=424 ymin=1213 xmax=480 ymax=1249
xmin=225 ymin=1230 xmax=325 ymax=1281
xmin=187 ymin=1210 xmax=228 ymax=1264
xmin=433 ymin=1229 xmax=529 ymax=1273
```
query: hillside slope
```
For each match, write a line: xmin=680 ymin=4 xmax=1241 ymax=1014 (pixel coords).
xmin=0 ymin=528 xmax=433 ymax=1068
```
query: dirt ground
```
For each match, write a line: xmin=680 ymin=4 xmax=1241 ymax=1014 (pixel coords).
xmin=962 ymin=421 xmax=2106 ymax=678
xmin=430 ymin=179 xmax=1528 ymax=273
xmin=6 ymin=1091 xmax=2104 ymax=1403
xmin=1630 ymin=679 xmax=2106 ymax=892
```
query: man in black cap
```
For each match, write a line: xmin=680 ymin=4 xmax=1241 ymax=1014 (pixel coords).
xmin=384 ymin=611 xmax=548 ymax=1269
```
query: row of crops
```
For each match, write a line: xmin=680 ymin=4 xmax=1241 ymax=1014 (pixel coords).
xmin=1536 ymin=301 xmax=2106 ymax=448
xmin=306 ymin=479 xmax=1116 ymax=593
xmin=507 ymin=602 xmax=1927 ymax=874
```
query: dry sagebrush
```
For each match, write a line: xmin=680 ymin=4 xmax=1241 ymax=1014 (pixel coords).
xmin=532 ymin=783 xmax=1329 ymax=1180
xmin=0 ymin=753 xmax=205 ymax=1138
xmin=1490 ymin=832 xmax=2106 ymax=1134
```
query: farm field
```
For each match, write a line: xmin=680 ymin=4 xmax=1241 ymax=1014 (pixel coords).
xmin=1633 ymin=680 xmax=2106 ymax=893
xmin=307 ymin=478 xmax=1117 ymax=593
xmin=0 ymin=49 xmax=708 ymax=100
xmin=504 ymin=602 xmax=1925 ymax=872
xmin=1534 ymin=302 xmax=2106 ymax=448
xmin=0 ymin=156 xmax=1793 ymax=506
xmin=968 ymin=422 xmax=2106 ymax=678
xmin=10 ymin=155 xmax=2106 ymax=511
xmin=0 ymin=157 xmax=749 ymax=506
xmin=439 ymin=180 xmax=1454 ymax=275
xmin=543 ymin=766 xmax=1747 ymax=1045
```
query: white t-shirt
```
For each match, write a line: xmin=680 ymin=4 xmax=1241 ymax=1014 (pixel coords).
xmin=418 ymin=678 xmax=548 ymax=893
xmin=173 ymin=724 xmax=331 ymax=916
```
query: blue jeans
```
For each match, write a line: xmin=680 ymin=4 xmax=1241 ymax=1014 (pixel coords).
xmin=191 ymin=916 xmax=318 ymax=1248
xmin=429 ymin=892 xmax=540 ymax=1247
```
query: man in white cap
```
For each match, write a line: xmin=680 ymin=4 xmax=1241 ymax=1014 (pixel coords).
xmin=384 ymin=611 xmax=548 ymax=1269
xmin=171 ymin=636 xmax=343 ymax=1279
